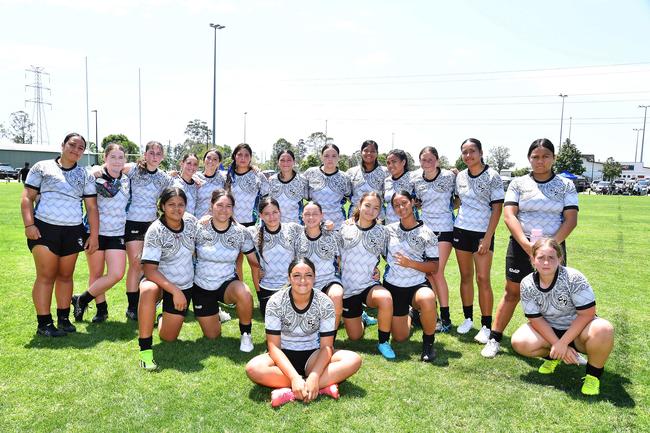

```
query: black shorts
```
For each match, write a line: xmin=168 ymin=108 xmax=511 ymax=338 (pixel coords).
xmin=162 ymin=287 xmax=193 ymax=316
xmin=191 ymin=279 xmax=239 ymax=317
xmin=320 ymin=280 xmax=341 ymax=295
xmin=452 ymin=227 xmax=495 ymax=253
xmin=342 ymin=285 xmax=379 ymax=319
xmin=124 ymin=220 xmax=152 ymax=242
xmin=27 ymin=219 xmax=85 ymax=256
xmin=506 ymin=237 xmax=567 ymax=283
xmin=432 ymin=230 xmax=453 ymax=243
xmin=240 ymin=221 xmax=256 ymax=228
xmin=281 ymin=348 xmax=317 ymax=377
xmin=83 ymin=233 xmax=126 ymax=251
xmin=384 ymin=280 xmax=432 ymax=316
xmin=552 ymin=327 xmax=577 ymax=350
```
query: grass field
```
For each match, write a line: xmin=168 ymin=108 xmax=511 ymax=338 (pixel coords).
xmin=0 ymin=181 xmax=648 ymax=432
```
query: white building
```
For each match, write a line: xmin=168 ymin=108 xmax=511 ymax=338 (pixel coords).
xmin=581 ymin=154 xmax=650 ymax=180
xmin=581 ymin=155 xmax=603 ymax=181
xmin=619 ymin=162 xmax=650 ymax=180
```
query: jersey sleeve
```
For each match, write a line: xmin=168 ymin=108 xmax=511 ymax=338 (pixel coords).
xmin=141 ymin=225 xmax=163 ymax=265
xmin=264 ymin=295 xmax=282 ymax=335
xmin=241 ymin=225 xmax=256 ymax=254
xmin=520 ymin=277 xmax=542 ymax=318
xmin=343 ymin=171 xmax=352 ymax=197
xmin=83 ymin=168 xmax=98 ymax=197
xmin=568 ymin=269 xmax=596 ymax=310
xmin=318 ymin=295 xmax=337 ymax=337
xmin=504 ymin=178 xmax=520 ymax=206
xmin=563 ymin=180 xmax=579 ymax=211
xmin=259 ymin=172 xmax=270 ymax=196
xmin=424 ymin=231 xmax=439 ymax=260
xmin=24 ymin=162 xmax=44 ymax=191
xmin=489 ymin=172 xmax=505 ymax=204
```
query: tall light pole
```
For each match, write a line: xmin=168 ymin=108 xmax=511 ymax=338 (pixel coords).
xmin=91 ymin=109 xmax=98 ymax=152
xmin=243 ymin=112 xmax=247 ymax=143
xmin=209 ymin=23 xmax=225 ymax=146
xmin=558 ymin=94 xmax=568 ymax=150
xmin=324 ymin=119 xmax=328 ymax=145
xmin=568 ymin=116 xmax=572 ymax=141
xmin=640 ymin=105 xmax=649 ymax=164
xmin=633 ymin=128 xmax=643 ymax=162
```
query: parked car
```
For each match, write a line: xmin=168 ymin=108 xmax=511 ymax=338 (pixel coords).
xmin=633 ymin=179 xmax=650 ymax=196
xmin=0 ymin=163 xmax=18 ymax=180
xmin=590 ymin=180 xmax=600 ymax=190
xmin=595 ymin=181 xmax=612 ymax=195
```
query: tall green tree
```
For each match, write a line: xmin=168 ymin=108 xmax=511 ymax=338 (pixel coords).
xmin=602 ymin=157 xmax=622 ymax=181
xmin=455 ymin=156 xmax=467 ymax=170
xmin=184 ymin=119 xmax=212 ymax=146
xmin=554 ymin=138 xmax=585 ymax=175
xmin=101 ymin=134 xmax=140 ymax=163
xmin=486 ymin=145 xmax=514 ymax=173
xmin=9 ymin=111 xmax=33 ymax=144
xmin=299 ymin=154 xmax=321 ymax=171
xmin=438 ymin=155 xmax=451 ymax=170
xmin=511 ymin=166 xmax=531 ymax=177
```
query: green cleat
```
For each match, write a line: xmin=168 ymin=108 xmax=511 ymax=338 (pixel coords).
xmin=139 ymin=349 xmax=158 ymax=371
xmin=538 ymin=358 xmax=561 ymax=374
xmin=581 ymin=374 xmax=600 ymax=396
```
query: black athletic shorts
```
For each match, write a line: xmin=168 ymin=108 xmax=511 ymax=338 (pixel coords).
xmin=319 ymin=280 xmax=341 ymax=295
xmin=191 ymin=279 xmax=239 ymax=317
xmin=27 ymin=218 xmax=85 ymax=256
xmin=124 ymin=220 xmax=152 ymax=242
xmin=384 ymin=280 xmax=432 ymax=316
xmin=162 ymin=287 xmax=193 ymax=316
xmin=505 ymin=237 xmax=567 ymax=283
xmin=452 ymin=227 xmax=495 ymax=253
xmin=432 ymin=230 xmax=453 ymax=243
xmin=281 ymin=348 xmax=317 ymax=377
xmin=552 ymin=327 xmax=578 ymax=350
xmin=342 ymin=285 xmax=379 ymax=319
xmin=257 ymin=287 xmax=278 ymax=316
xmin=83 ymin=233 xmax=126 ymax=251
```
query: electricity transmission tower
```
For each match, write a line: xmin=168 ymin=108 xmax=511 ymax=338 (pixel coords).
xmin=25 ymin=66 xmax=52 ymax=145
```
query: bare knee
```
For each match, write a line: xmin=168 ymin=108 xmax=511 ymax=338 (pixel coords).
xmin=476 ymin=273 xmax=491 ymax=289
xmin=392 ymin=332 xmax=409 ymax=343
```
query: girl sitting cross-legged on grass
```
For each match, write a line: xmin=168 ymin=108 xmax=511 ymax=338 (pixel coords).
xmin=511 ymin=237 xmax=614 ymax=396
xmin=245 ymin=257 xmax=362 ymax=407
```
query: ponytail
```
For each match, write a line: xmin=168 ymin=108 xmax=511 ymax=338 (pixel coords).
xmin=257 ymin=221 xmax=266 ymax=262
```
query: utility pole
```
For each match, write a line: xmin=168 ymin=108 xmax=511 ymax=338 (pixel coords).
xmin=243 ymin=112 xmax=247 ymax=143
xmin=209 ymin=23 xmax=226 ymax=146
xmin=558 ymin=94 xmax=568 ymax=150
xmin=640 ymin=105 xmax=649 ymax=164
xmin=633 ymin=128 xmax=643 ymax=162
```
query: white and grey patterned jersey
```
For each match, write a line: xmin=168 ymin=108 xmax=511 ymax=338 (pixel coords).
xmin=194 ymin=171 xmax=226 ymax=218
xmin=248 ymin=222 xmax=301 ymax=290
xmin=384 ymin=221 xmax=439 ymax=287
xmin=520 ymin=266 xmax=596 ymax=330
xmin=265 ymin=287 xmax=336 ymax=351
xmin=347 ymin=164 xmax=389 ymax=217
xmin=141 ymin=213 xmax=198 ymax=290
xmin=384 ymin=171 xmax=415 ymax=224
xmin=268 ymin=171 xmax=308 ymax=223
xmin=94 ymin=168 xmax=130 ymax=236
xmin=295 ymin=229 xmax=342 ymax=290
xmin=228 ymin=168 xmax=270 ymax=225
xmin=505 ymin=174 xmax=579 ymax=237
xmin=412 ymin=168 xmax=456 ymax=232
xmin=194 ymin=220 xmax=255 ymax=290
xmin=125 ymin=166 xmax=174 ymax=222
xmin=339 ymin=222 xmax=389 ymax=298
xmin=171 ymin=177 xmax=199 ymax=216
xmin=25 ymin=159 xmax=97 ymax=226
xmin=454 ymin=166 xmax=504 ymax=232
xmin=303 ymin=167 xmax=352 ymax=230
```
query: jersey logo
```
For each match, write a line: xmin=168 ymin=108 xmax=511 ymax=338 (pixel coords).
xmin=131 ymin=230 xmax=139 ymax=234
xmin=508 ymin=268 xmax=520 ymax=274
xmin=77 ymin=238 xmax=83 ymax=247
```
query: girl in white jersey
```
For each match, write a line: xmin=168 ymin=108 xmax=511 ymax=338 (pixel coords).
xmin=137 ymin=187 xmax=198 ymax=370
xmin=303 ymin=144 xmax=352 ymax=230
xmin=482 ymin=139 xmax=578 ymax=358
xmin=383 ymin=149 xmax=415 ymax=225
xmin=195 ymin=148 xmax=226 ymax=218
xmin=268 ymin=149 xmax=308 ymax=223
xmin=453 ymin=138 xmax=504 ymax=343
xmin=21 ymin=133 xmax=98 ymax=337
xmin=172 ymin=153 xmax=200 ymax=216
xmin=511 ymin=238 xmax=613 ymax=396
xmin=412 ymin=146 xmax=456 ymax=332
xmin=72 ymin=143 xmax=130 ymax=323
xmin=346 ymin=140 xmax=388 ymax=217
xmin=245 ymin=257 xmax=362 ymax=407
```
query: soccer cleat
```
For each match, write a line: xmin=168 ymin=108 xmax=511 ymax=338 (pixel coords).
xmin=581 ymin=374 xmax=600 ymax=396
xmin=420 ymin=344 xmax=437 ymax=363
xmin=439 ymin=320 xmax=452 ymax=333
xmin=319 ymin=383 xmax=339 ymax=399
xmin=218 ymin=309 xmax=232 ymax=323
xmin=91 ymin=312 xmax=108 ymax=323
xmin=538 ymin=358 xmax=561 ymax=374
xmin=377 ymin=341 xmax=396 ymax=360
xmin=456 ymin=318 xmax=473 ymax=334
xmin=481 ymin=338 xmax=501 ymax=358
xmin=37 ymin=323 xmax=66 ymax=337
xmin=576 ymin=353 xmax=588 ymax=366
xmin=361 ymin=311 xmax=378 ymax=327
xmin=271 ymin=387 xmax=295 ymax=407
xmin=474 ymin=326 xmax=490 ymax=344
xmin=139 ymin=349 xmax=158 ymax=371
xmin=125 ymin=309 xmax=138 ymax=321
xmin=57 ymin=318 xmax=77 ymax=333
xmin=409 ymin=308 xmax=421 ymax=328
xmin=240 ymin=333 xmax=254 ymax=352
xmin=71 ymin=294 xmax=88 ymax=322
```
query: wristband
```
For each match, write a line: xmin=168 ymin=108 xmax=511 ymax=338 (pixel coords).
xmin=25 ymin=224 xmax=35 ymax=228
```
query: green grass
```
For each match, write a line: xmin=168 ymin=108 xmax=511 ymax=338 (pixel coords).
xmin=0 ymin=182 xmax=648 ymax=432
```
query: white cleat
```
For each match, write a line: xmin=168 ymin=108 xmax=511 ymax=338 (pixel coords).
xmin=240 ymin=332 xmax=254 ymax=352
xmin=474 ymin=326 xmax=490 ymax=344
xmin=481 ymin=338 xmax=501 ymax=358
xmin=456 ymin=318 xmax=474 ymax=334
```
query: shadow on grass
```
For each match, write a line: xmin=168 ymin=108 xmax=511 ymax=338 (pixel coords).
xmin=247 ymin=381 xmax=367 ymax=404
xmin=153 ymin=338 xmax=216 ymax=373
xmin=337 ymin=336 xmax=461 ymax=366
xmin=24 ymin=319 xmax=138 ymax=350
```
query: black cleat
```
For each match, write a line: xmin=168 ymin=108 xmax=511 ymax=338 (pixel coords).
xmin=71 ymin=295 xmax=88 ymax=322
xmin=125 ymin=309 xmax=138 ymax=321
xmin=92 ymin=312 xmax=108 ymax=323
xmin=409 ymin=308 xmax=422 ymax=328
xmin=420 ymin=344 xmax=437 ymax=363
xmin=37 ymin=323 xmax=66 ymax=337
xmin=57 ymin=318 xmax=77 ymax=333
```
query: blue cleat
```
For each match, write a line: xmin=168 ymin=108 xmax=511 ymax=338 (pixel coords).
xmin=377 ymin=341 xmax=396 ymax=360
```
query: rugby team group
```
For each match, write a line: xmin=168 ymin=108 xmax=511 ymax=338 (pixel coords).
xmin=19 ymin=133 xmax=615 ymax=405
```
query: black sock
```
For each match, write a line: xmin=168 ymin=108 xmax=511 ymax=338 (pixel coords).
xmin=481 ymin=315 xmax=492 ymax=329
xmin=440 ymin=307 xmax=450 ymax=323
xmin=378 ymin=330 xmax=390 ymax=344
xmin=586 ymin=363 xmax=604 ymax=378
xmin=127 ymin=292 xmax=140 ymax=311
xmin=462 ymin=305 xmax=473 ymax=320
xmin=139 ymin=336 xmax=153 ymax=351
xmin=79 ymin=290 xmax=95 ymax=306
xmin=37 ymin=314 xmax=53 ymax=327
xmin=489 ymin=330 xmax=503 ymax=342
xmin=57 ymin=308 xmax=70 ymax=321
xmin=422 ymin=333 xmax=435 ymax=346
xmin=239 ymin=322 xmax=252 ymax=335
xmin=96 ymin=301 xmax=108 ymax=314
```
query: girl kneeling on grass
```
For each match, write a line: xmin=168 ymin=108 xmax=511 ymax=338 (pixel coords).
xmin=245 ymin=257 xmax=362 ymax=407
xmin=511 ymin=238 xmax=614 ymax=396
xmin=137 ymin=187 xmax=198 ymax=370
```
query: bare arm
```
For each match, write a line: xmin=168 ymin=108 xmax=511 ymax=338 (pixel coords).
xmin=83 ymin=196 xmax=99 ymax=254
xmin=21 ymin=187 xmax=41 ymax=240
xmin=142 ymin=263 xmax=187 ymax=311
xmin=304 ymin=336 xmax=335 ymax=402
xmin=504 ymin=204 xmax=531 ymax=255
xmin=477 ymin=202 xmax=502 ymax=255
xmin=267 ymin=334 xmax=306 ymax=399
xmin=552 ymin=209 xmax=577 ymax=244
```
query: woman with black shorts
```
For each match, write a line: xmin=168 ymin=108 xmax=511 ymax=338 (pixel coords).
xmin=511 ymin=238 xmax=614 ymax=396
xmin=346 ymin=139 xmax=388 ymax=217
xmin=194 ymin=189 xmax=260 ymax=352
xmin=453 ymin=138 xmax=503 ymax=343
xmin=245 ymin=257 xmax=362 ymax=407
xmin=481 ymin=139 xmax=578 ymax=358
xmin=72 ymin=143 xmax=130 ymax=323
xmin=137 ymin=187 xmax=198 ymax=370
xmin=21 ymin=133 xmax=98 ymax=336
xmin=268 ymin=149 xmax=308 ymax=224
xmin=195 ymin=148 xmax=226 ymax=218
xmin=384 ymin=191 xmax=440 ymax=362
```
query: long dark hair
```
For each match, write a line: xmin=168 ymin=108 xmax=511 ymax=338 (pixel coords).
xmin=157 ymin=187 xmax=187 ymax=222
xmin=137 ymin=141 xmax=164 ymax=173
xmin=225 ymin=143 xmax=253 ymax=191
xmin=527 ymin=138 xmax=555 ymax=157
xmin=63 ymin=132 xmax=87 ymax=149
xmin=288 ymin=256 xmax=316 ymax=275
xmin=387 ymin=149 xmax=410 ymax=173
xmin=257 ymin=197 xmax=280 ymax=262
xmin=210 ymin=188 xmax=236 ymax=223
xmin=351 ymin=191 xmax=382 ymax=222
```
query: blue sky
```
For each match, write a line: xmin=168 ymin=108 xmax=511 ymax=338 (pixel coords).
xmin=1 ymin=0 xmax=649 ymax=167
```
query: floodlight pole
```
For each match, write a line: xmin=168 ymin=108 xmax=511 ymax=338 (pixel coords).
xmin=210 ymin=23 xmax=225 ymax=146
xmin=558 ymin=94 xmax=567 ymax=151
xmin=640 ymin=105 xmax=649 ymax=164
